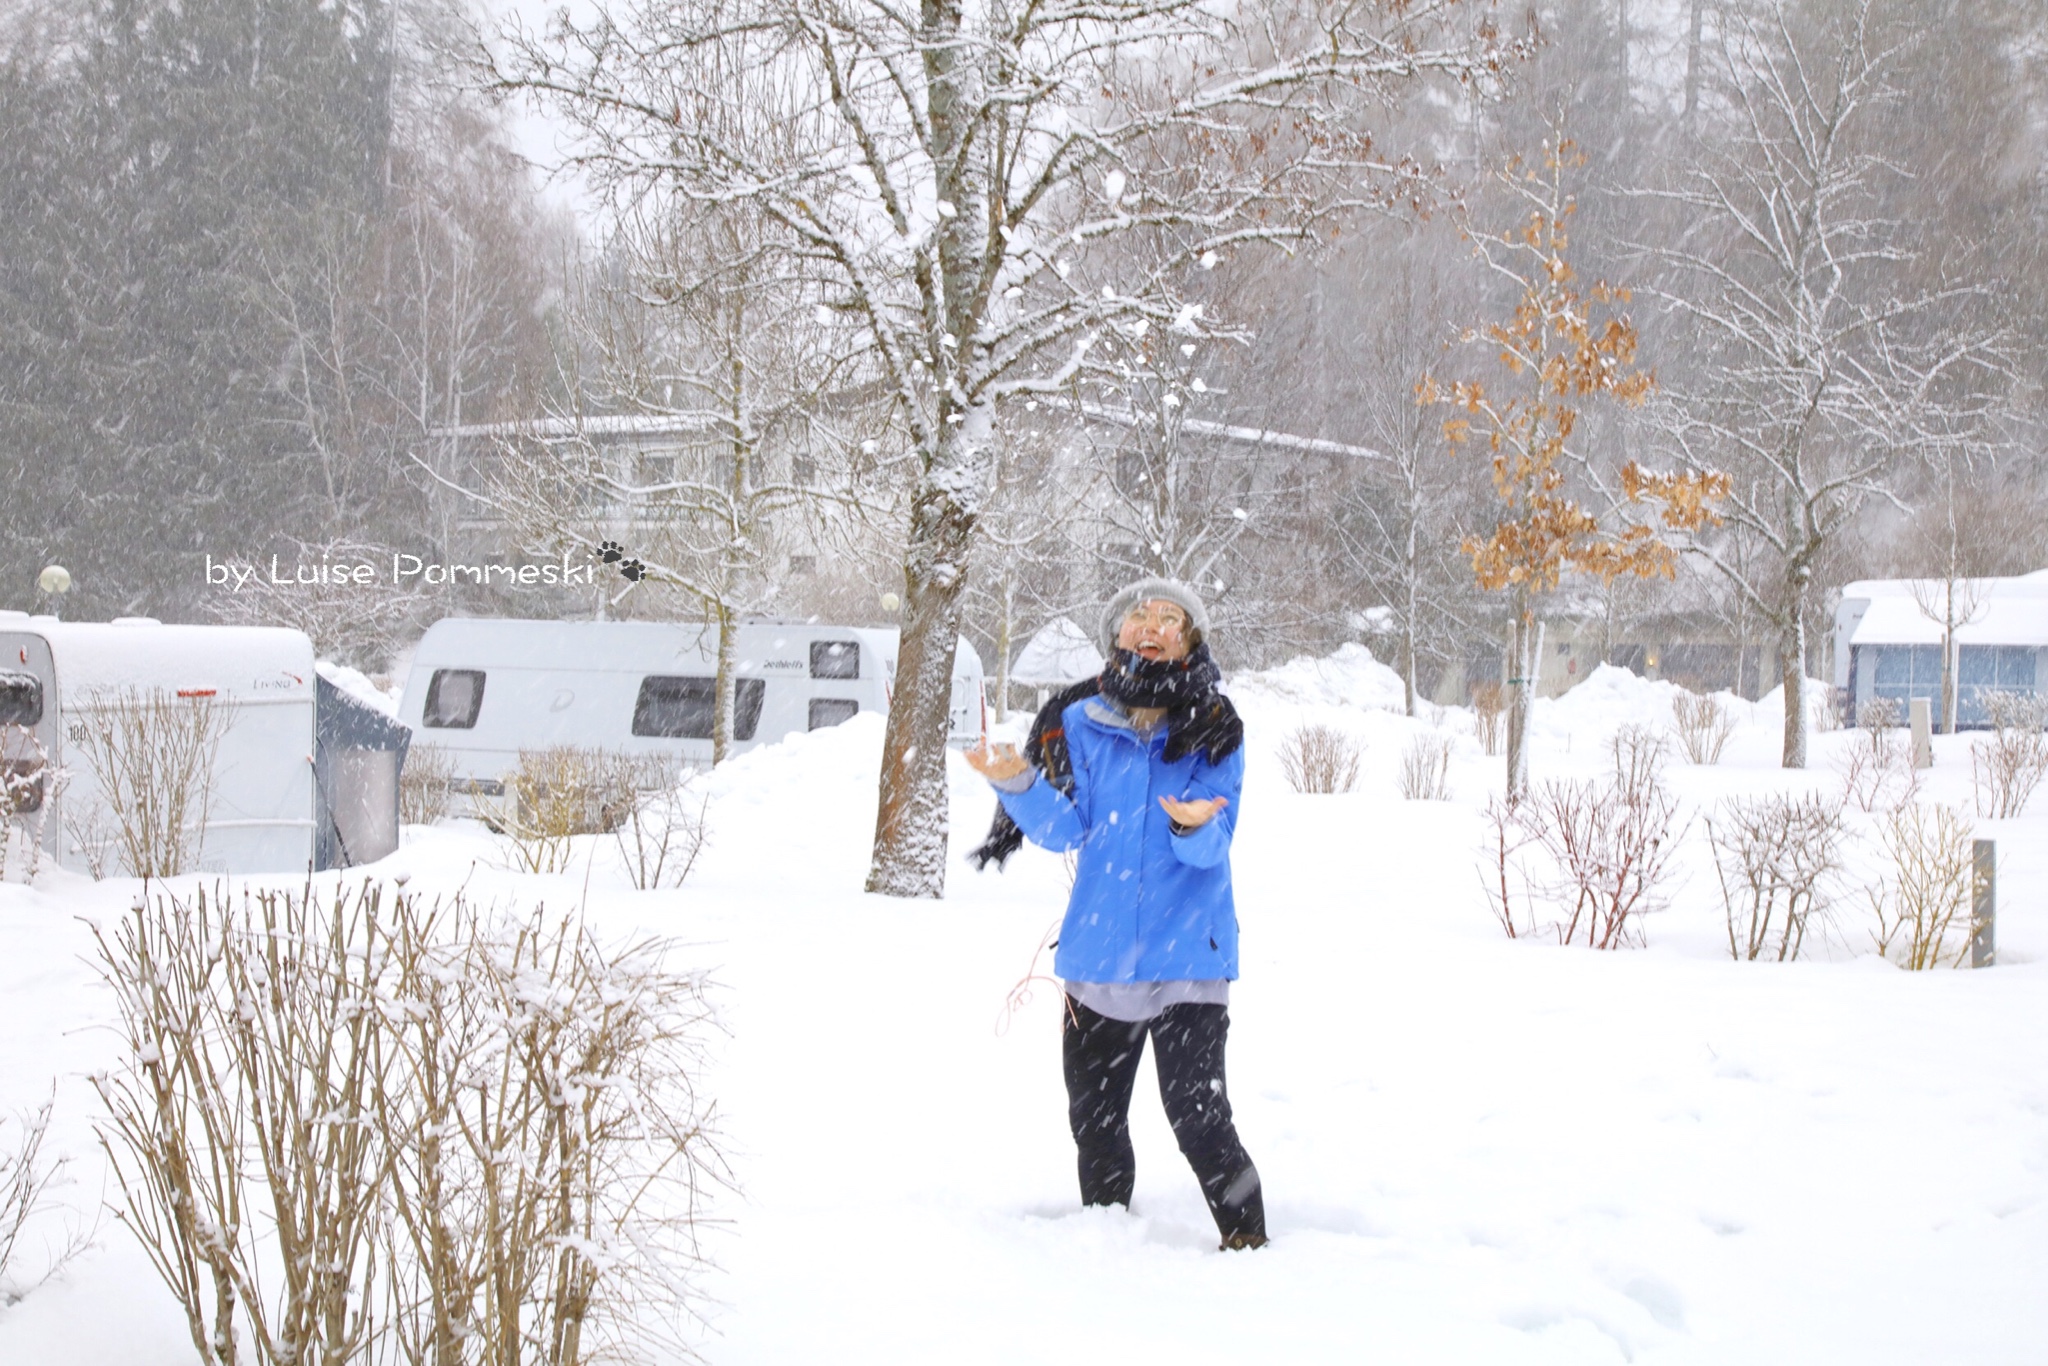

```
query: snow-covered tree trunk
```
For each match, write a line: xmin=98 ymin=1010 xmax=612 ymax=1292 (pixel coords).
xmin=869 ymin=453 xmax=981 ymax=895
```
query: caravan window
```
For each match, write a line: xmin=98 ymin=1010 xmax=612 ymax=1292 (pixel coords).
xmin=809 ymin=698 xmax=859 ymax=730
xmin=634 ymin=676 xmax=765 ymax=741
xmin=422 ymin=669 xmax=486 ymax=729
xmin=0 ymin=671 xmax=41 ymax=726
xmin=810 ymin=640 xmax=860 ymax=680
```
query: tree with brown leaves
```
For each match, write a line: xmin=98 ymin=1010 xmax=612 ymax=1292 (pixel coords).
xmin=1422 ymin=136 xmax=1727 ymax=797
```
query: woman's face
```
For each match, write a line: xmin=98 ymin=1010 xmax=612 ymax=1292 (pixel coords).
xmin=1117 ymin=599 xmax=1191 ymax=662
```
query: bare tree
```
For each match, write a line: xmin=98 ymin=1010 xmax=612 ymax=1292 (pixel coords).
xmin=481 ymin=203 xmax=880 ymax=764
xmin=1645 ymin=0 xmax=2012 ymax=767
xmin=492 ymin=0 xmax=1521 ymax=896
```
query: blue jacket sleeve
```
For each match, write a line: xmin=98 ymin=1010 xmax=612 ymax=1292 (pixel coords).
xmin=1167 ymin=745 xmax=1243 ymax=869
xmin=995 ymin=770 xmax=1089 ymax=852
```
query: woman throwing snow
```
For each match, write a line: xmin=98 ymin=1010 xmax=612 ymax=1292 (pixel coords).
xmin=966 ymin=578 xmax=1265 ymax=1250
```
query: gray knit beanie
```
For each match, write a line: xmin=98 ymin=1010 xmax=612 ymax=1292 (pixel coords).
xmin=1098 ymin=577 xmax=1211 ymax=654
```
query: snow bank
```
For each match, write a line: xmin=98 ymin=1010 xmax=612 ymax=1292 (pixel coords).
xmin=2 ymin=646 xmax=2044 ymax=1366
xmin=1227 ymin=642 xmax=1409 ymax=712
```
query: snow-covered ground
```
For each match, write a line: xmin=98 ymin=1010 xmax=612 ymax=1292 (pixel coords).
xmin=2 ymin=655 xmax=2044 ymax=1364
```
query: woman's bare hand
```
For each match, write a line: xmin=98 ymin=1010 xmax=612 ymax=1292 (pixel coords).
xmin=1159 ymin=794 xmax=1227 ymax=828
xmin=966 ymin=740 xmax=1030 ymax=782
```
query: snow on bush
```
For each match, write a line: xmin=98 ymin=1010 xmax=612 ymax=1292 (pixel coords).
xmin=87 ymin=878 xmax=724 ymax=1365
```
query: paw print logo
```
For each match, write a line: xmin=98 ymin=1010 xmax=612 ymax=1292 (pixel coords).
xmin=597 ymin=540 xmax=625 ymax=564
xmin=619 ymin=559 xmax=647 ymax=583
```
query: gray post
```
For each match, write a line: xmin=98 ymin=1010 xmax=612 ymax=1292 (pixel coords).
xmin=1909 ymin=697 xmax=1934 ymax=769
xmin=1972 ymin=839 xmax=1996 ymax=969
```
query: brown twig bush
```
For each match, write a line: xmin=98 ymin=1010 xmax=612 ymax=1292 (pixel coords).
xmin=397 ymin=742 xmax=454 ymax=826
xmin=1970 ymin=691 xmax=2048 ymax=819
xmin=89 ymin=878 xmax=725 ymax=1366
xmin=1708 ymin=793 xmax=1847 ymax=961
xmin=1481 ymin=737 xmax=1683 ymax=950
xmin=1398 ymin=734 xmax=1454 ymax=801
xmin=1277 ymin=724 xmax=1362 ymax=794
xmin=614 ymin=774 xmax=712 ymax=891
xmin=1867 ymin=803 xmax=1976 ymax=969
xmin=1471 ymin=682 xmax=1506 ymax=756
xmin=1670 ymin=690 xmax=1735 ymax=765
xmin=1836 ymin=721 xmax=1919 ymax=814
xmin=503 ymin=747 xmax=645 ymax=874
xmin=68 ymin=689 xmax=231 ymax=877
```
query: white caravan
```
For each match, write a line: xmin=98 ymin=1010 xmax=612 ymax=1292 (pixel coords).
xmin=397 ymin=618 xmax=985 ymax=795
xmin=0 ymin=614 xmax=318 ymax=874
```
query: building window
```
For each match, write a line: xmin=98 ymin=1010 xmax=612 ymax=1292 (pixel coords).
xmin=809 ymin=698 xmax=860 ymax=730
xmin=639 ymin=450 xmax=678 ymax=486
xmin=792 ymin=455 xmax=817 ymax=484
xmin=632 ymin=676 xmax=765 ymax=740
xmin=422 ymin=669 xmax=486 ymax=729
xmin=1869 ymin=644 xmax=1942 ymax=721
xmin=788 ymin=554 xmax=817 ymax=576
xmin=1957 ymin=645 xmax=2037 ymax=727
xmin=811 ymin=640 xmax=860 ymax=680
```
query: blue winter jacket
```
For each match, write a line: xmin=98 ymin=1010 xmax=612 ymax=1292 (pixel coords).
xmin=996 ymin=697 xmax=1244 ymax=983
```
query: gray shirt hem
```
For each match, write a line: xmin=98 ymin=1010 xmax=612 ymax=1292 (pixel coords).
xmin=1065 ymin=978 xmax=1230 ymax=1022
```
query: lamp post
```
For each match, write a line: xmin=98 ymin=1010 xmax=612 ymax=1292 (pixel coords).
xmin=35 ymin=565 xmax=70 ymax=618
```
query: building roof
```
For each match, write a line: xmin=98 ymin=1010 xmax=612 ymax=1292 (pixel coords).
xmin=1840 ymin=574 xmax=2048 ymax=648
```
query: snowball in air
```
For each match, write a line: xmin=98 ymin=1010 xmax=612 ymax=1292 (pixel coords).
xmin=37 ymin=564 xmax=70 ymax=594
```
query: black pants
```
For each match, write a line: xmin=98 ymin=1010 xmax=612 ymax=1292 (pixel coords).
xmin=1061 ymin=995 xmax=1265 ymax=1243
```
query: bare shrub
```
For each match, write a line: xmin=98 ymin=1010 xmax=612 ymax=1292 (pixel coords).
xmin=1610 ymin=723 xmax=1670 ymax=799
xmin=88 ymin=881 xmax=388 ymax=1365
xmin=68 ymin=689 xmax=232 ymax=877
xmin=1 ymin=723 xmax=59 ymax=883
xmin=1709 ymin=793 xmax=1847 ymax=961
xmin=503 ymin=746 xmax=643 ymax=874
xmin=614 ymin=773 xmax=712 ymax=891
xmin=1671 ymin=690 xmax=1735 ymax=764
xmin=398 ymin=742 xmax=454 ymax=826
xmin=1836 ymin=725 xmax=1919 ymax=813
xmin=1471 ymin=681 xmax=1506 ymax=756
xmin=1277 ymin=724 xmax=1361 ymax=794
xmin=1398 ymin=734 xmax=1453 ymax=801
xmin=1 ymin=1087 xmax=90 ymax=1305
xmin=371 ymin=892 xmax=723 ymax=1364
xmin=1857 ymin=694 xmax=1901 ymax=741
xmin=1480 ymin=795 xmax=1537 ymax=940
xmin=90 ymin=878 xmax=724 ymax=1366
xmin=1810 ymin=686 xmax=1842 ymax=733
xmin=1970 ymin=691 xmax=2048 ymax=819
xmin=1867 ymin=803 xmax=1976 ymax=969
xmin=1481 ymin=765 xmax=1684 ymax=950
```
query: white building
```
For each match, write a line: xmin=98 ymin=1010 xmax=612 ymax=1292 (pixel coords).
xmin=1832 ymin=572 xmax=2048 ymax=727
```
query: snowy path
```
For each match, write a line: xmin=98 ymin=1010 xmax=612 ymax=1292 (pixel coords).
xmin=2 ymin=687 xmax=2046 ymax=1364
